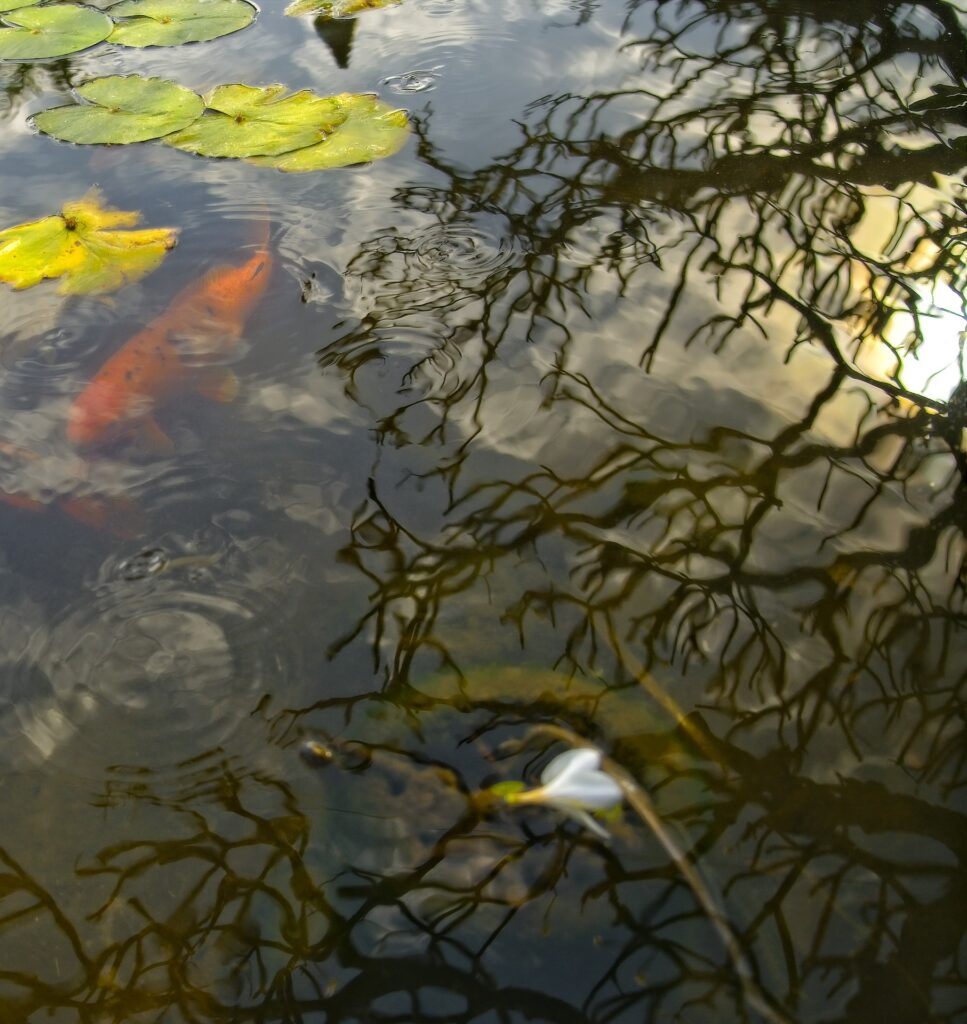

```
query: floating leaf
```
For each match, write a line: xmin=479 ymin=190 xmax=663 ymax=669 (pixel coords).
xmin=0 ymin=0 xmax=41 ymax=12
xmin=0 ymin=192 xmax=176 ymax=294
xmin=284 ymin=0 xmax=400 ymax=16
xmin=34 ymin=75 xmax=205 ymax=144
xmin=0 ymin=4 xmax=112 ymax=59
xmin=108 ymin=0 xmax=256 ymax=47
xmin=31 ymin=75 xmax=409 ymax=172
xmin=251 ymin=94 xmax=408 ymax=171
xmin=163 ymin=83 xmax=344 ymax=158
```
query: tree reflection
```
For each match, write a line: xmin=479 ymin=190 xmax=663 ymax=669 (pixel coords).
xmin=0 ymin=59 xmax=74 ymax=121
xmin=1 ymin=1 xmax=965 ymax=1022
xmin=311 ymin=1 xmax=966 ymax=1022
xmin=323 ymin=0 xmax=965 ymax=424
xmin=2 ymin=683 xmax=963 ymax=1022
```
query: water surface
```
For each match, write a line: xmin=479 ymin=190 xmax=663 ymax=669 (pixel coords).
xmin=0 ymin=1 xmax=965 ymax=1022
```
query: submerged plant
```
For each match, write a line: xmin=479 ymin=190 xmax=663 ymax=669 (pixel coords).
xmin=504 ymin=727 xmax=794 ymax=1024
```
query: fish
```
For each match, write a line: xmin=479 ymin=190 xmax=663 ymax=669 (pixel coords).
xmin=0 ymin=440 xmax=144 ymax=538
xmin=68 ymin=223 xmax=272 ymax=452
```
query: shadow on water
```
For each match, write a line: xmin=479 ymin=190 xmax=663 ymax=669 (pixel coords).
xmin=315 ymin=15 xmax=358 ymax=69
xmin=0 ymin=0 xmax=965 ymax=1022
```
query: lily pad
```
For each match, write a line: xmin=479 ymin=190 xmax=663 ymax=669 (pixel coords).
xmin=108 ymin=0 xmax=256 ymax=47
xmin=251 ymin=94 xmax=409 ymax=171
xmin=34 ymin=75 xmax=205 ymax=144
xmin=0 ymin=192 xmax=177 ymax=294
xmin=0 ymin=4 xmax=112 ymax=59
xmin=163 ymin=83 xmax=344 ymax=158
xmin=0 ymin=0 xmax=41 ymax=12
xmin=284 ymin=0 xmax=400 ymax=16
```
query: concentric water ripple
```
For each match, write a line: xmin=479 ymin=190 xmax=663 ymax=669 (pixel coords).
xmin=1 ymin=292 xmax=115 ymax=371
xmin=381 ymin=66 xmax=444 ymax=94
xmin=559 ymin=202 xmax=659 ymax=271
xmin=344 ymin=222 xmax=525 ymax=317
xmin=413 ymin=225 xmax=524 ymax=277
xmin=0 ymin=531 xmax=304 ymax=780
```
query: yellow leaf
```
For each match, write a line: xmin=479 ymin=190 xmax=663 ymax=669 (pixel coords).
xmin=0 ymin=190 xmax=177 ymax=294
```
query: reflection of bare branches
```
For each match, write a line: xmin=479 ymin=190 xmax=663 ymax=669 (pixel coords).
xmin=0 ymin=846 xmax=95 ymax=1005
xmin=2 ymin=670 xmax=964 ymax=1022
xmin=318 ymin=2 xmax=966 ymax=833
xmin=2 ymin=3 xmax=964 ymax=1022
xmin=322 ymin=0 xmax=965 ymax=452
xmin=321 ymin=346 xmax=964 ymax=1017
xmin=0 ymin=59 xmax=75 ymax=122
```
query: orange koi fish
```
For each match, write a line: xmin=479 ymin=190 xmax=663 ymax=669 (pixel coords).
xmin=68 ymin=225 xmax=272 ymax=452
xmin=0 ymin=440 xmax=144 ymax=538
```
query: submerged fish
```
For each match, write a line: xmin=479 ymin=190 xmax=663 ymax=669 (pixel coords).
xmin=68 ymin=225 xmax=272 ymax=452
xmin=0 ymin=440 xmax=144 ymax=538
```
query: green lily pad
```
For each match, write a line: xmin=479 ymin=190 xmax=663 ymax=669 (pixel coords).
xmin=0 ymin=191 xmax=177 ymax=294
xmin=34 ymin=75 xmax=205 ymax=144
xmin=0 ymin=4 xmax=112 ymax=59
xmin=284 ymin=0 xmax=400 ymax=16
xmin=251 ymin=94 xmax=409 ymax=171
xmin=108 ymin=0 xmax=256 ymax=47
xmin=0 ymin=0 xmax=41 ymax=13
xmin=163 ymin=83 xmax=344 ymax=158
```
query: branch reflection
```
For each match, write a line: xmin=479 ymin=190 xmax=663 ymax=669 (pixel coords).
xmin=0 ymin=1 xmax=964 ymax=1022
xmin=309 ymin=1 xmax=966 ymax=1021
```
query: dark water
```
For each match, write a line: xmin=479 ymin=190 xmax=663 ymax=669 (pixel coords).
xmin=1 ymin=1 xmax=965 ymax=1021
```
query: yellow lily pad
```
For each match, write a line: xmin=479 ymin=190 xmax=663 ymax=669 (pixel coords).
xmin=163 ymin=82 xmax=346 ymax=158
xmin=0 ymin=192 xmax=177 ymax=295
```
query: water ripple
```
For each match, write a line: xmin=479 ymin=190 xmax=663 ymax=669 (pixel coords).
xmin=381 ymin=66 xmax=444 ymax=94
xmin=0 ymin=530 xmax=304 ymax=780
xmin=344 ymin=222 xmax=525 ymax=317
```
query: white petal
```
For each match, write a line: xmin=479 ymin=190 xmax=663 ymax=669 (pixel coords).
xmin=540 ymin=746 xmax=601 ymax=785
xmin=563 ymin=808 xmax=612 ymax=840
xmin=546 ymin=770 xmax=623 ymax=810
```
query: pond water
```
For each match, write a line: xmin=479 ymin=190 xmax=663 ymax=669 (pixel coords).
xmin=1 ymin=1 xmax=965 ymax=1021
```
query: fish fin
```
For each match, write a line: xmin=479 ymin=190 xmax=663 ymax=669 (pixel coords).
xmin=195 ymin=368 xmax=239 ymax=403
xmin=132 ymin=417 xmax=176 ymax=456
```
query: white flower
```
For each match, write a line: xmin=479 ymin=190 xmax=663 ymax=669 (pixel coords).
xmin=507 ymin=746 xmax=623 ymax=839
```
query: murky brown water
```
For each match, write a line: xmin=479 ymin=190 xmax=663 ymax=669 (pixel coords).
xmin=0 ymin=1 xmax=965 ymax=1021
